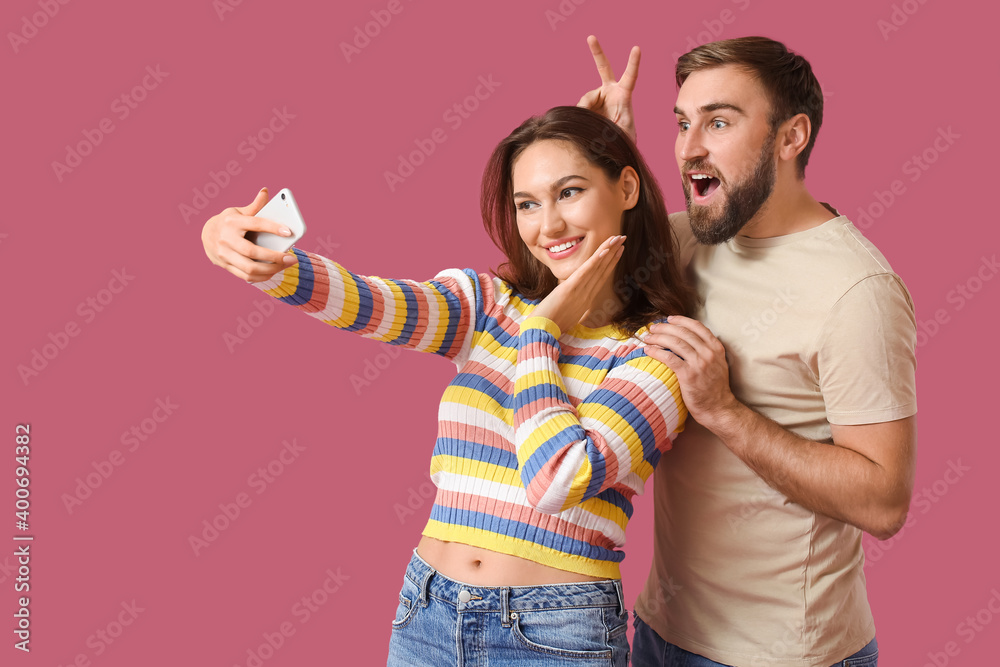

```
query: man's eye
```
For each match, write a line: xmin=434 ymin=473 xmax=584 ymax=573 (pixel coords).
xmin=712 ymin=120 xmax=727 ymax=130
xmin=678 ymin=121 xmax=690 ymax=131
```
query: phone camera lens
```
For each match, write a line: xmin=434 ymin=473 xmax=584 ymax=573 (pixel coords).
xmin=281 ymin=192 xmax=286 ymax=200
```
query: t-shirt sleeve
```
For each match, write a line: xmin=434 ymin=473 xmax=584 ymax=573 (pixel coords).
xmin=251 ymin=247 xmax=481 ymax=366
xmin=815 ymin=273 xmax=917 ymax=425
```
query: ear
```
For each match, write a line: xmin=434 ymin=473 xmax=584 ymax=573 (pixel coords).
xmin=777 ymin=113 xmax=811 ymax=168
xmin=619 ymin=166 xmax=641 ymax=210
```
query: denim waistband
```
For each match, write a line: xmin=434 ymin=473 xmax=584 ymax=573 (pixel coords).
xmin=404 ymin=549 xmax=626 ymax=617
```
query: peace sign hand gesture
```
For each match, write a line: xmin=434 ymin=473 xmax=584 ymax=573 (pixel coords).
xmin=576 ymin=35 xmax=641 ymax=142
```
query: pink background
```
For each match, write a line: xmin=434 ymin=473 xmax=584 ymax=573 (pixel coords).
xmin=5 ymin=0 xmax=998 ymax=665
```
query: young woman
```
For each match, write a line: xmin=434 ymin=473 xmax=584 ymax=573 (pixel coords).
xmin=201 ymin=105 xmax=694 ymax=665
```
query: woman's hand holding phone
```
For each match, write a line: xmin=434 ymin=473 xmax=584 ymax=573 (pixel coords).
xmin=201 ymin=188 xmax=299 ymax=282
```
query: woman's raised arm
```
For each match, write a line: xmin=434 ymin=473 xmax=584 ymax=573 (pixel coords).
xmin=202 ymin=188 xmax=480 ymax=362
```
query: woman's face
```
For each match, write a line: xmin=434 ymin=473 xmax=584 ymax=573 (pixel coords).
xmin=512 ymin=139 xmax=637 ymax=283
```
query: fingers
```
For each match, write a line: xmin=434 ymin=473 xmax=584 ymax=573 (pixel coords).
xmin=244 ymin=214 xmax=293 ymax=238
xmin=572 ymin=235 xmax=624 ymax=295
xmin=577 ymin=88 xmax=601 ymax=110
xmin=641 ymin=343 xmax=684 ymax=370
xmin=587 ymin=35 xmax=616 ymax=84
xmin=235 ymin=187 xmax=270 ymax=216
xmin=202 ymin=190 xmax=298 ymax=276
xmin=589 ymin=234 xmax=625 ymax=270
xmin=219 ymin=245 xmax=293 ymax=282
xmin=651 ymin=316 xmax=725 ymax=352
xmin=235 ymin=234 xmax=297 ymax=265
xmin=642 ymin=331 xmax=693 ymax=362
xmin=618 ymin=46 xmax=641 ymax=93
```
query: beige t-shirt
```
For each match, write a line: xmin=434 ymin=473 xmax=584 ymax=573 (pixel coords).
xmin=635 ymin=211 xmax=917 ymax=667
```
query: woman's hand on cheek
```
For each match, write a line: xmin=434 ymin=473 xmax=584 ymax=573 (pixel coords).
xmin=529 ymin=235 xmax=625 ymax=334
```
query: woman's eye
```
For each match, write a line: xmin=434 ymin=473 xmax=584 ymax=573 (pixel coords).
xmin=559 ymin=187 xmax=582 ymax=199
xmin=516 ymin=201 xmax=537 ymax=211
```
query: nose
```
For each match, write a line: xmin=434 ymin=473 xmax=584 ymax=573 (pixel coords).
xmin=677 ymin=126 xmax=707 ymax=163
xmin=540 ymin=203 xmax=566 ymax=237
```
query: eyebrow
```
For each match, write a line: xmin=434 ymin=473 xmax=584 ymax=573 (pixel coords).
xmin=674 ymin=102 xmax=746 ymax=116
xmin=513 ymin=174 xmax=589 ymax=200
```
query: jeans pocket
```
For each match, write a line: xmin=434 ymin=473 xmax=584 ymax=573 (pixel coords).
xmin=391 ymin=576 xmax=420 ymax=630
xmin=509 ymin=607 xmax=615 ymax=660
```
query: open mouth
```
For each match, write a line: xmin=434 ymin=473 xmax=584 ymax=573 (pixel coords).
xmin=691 ymin=173 xmax=721 ymax=200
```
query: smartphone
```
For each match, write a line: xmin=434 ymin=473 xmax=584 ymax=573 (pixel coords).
xmin=247 ymin=188 xmax=307 ymax=262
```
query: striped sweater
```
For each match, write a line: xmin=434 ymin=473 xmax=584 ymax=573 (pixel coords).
xmin=254 ymin=247 xmax=686 ymax=579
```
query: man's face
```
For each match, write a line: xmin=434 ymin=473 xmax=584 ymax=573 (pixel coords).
xmin=674 ymin=64 xmax=778 ymax=244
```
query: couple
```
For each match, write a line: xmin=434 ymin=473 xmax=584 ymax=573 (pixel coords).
xmin=201 ymin=35 xmax=917 ymax=667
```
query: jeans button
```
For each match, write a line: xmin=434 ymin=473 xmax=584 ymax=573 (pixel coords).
xmin=458 ymin=590 xmax=472 ymax=603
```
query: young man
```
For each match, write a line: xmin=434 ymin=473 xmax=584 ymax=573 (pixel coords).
xmin=579 ymin=36 xmax=917 ymax=666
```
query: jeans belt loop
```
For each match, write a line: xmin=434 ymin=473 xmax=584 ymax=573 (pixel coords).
xmin=418 ymin=567 xmax=434 ymax=607
xmin=500 ymin=587 xmax=513 ymax=627
xmin=613 ymin=579 xmax=627 ymax=618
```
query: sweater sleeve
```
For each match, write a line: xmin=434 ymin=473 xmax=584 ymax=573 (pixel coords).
xmin=251 ymin=247 xmax=480 ymax=364
xmin=513 ymin=316 xmax=687 ymax=515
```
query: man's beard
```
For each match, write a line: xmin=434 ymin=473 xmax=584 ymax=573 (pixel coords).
xmin=683 ymin=130 xmax=777 ymax=245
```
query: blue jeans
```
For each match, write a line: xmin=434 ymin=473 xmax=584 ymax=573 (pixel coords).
xmin=387 ymin=550 xmax=630 ymax=665
xmin=631 ymin=612 xmax=878 ymax=667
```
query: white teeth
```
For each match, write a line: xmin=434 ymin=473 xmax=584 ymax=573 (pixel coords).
xmin=548 ymin=239 xmax=579 ymax=253
xmin=691 ymin=174 xmax=711 ymax=179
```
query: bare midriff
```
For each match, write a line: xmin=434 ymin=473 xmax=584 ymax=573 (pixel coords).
xmin=416 ymin=535 xmax=607 ymax=586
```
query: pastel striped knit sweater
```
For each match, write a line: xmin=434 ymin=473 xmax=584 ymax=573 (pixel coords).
xmin=254 ymin=247 xmax=686 ymax=579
